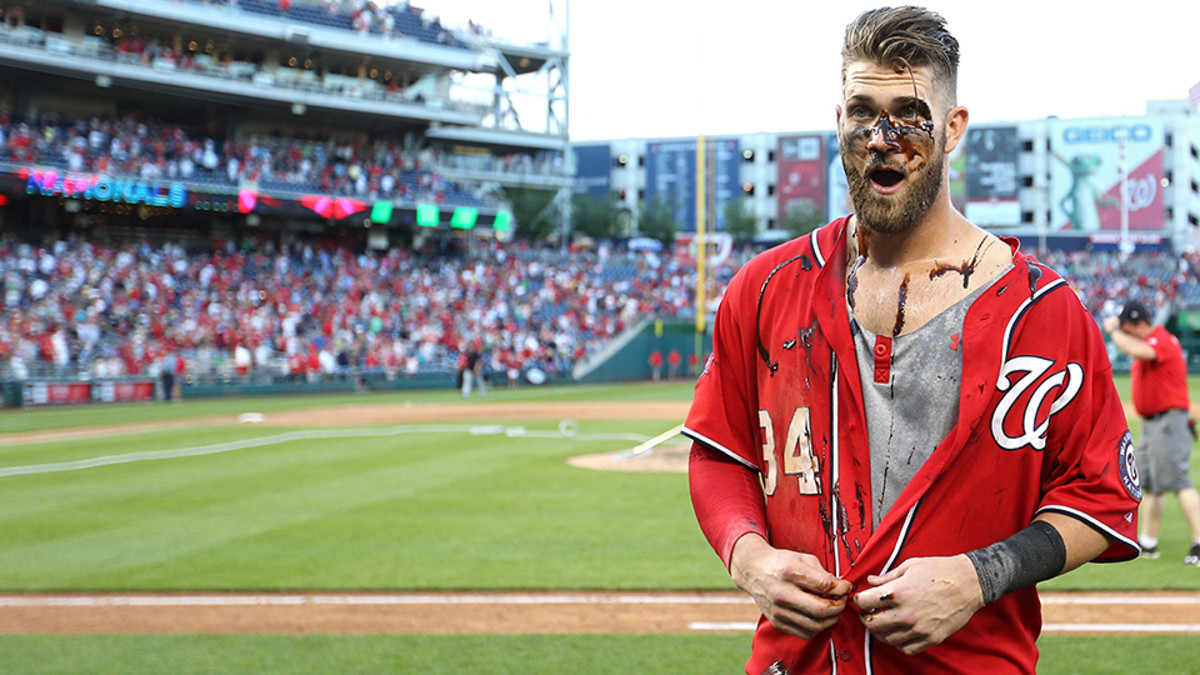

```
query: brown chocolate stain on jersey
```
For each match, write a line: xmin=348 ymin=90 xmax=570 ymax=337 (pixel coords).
xmin=830 ymin=480 xmax=856 ymax=566
xmin=755 ymin=255 xmax=816 ymax=375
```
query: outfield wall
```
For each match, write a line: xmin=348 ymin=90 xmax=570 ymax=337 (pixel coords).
xmin=574 ymin=320 xmax=711 ymax=384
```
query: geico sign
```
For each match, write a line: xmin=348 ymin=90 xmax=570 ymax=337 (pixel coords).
xmin=1062 ymin=124 xmax=1154 ymax=144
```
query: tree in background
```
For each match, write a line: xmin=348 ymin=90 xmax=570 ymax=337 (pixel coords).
xmin=504 ymin=186 xmax=559 ymax=241
xmin=722 ymin=196 xmax=758 ymax=245
xmin=782 ymin=201 xmax=826 ymax=239
xmin=636 ymin=197 xmax=677 ymax=248
xmin=571 ymin=192 xmax=623 ymax=241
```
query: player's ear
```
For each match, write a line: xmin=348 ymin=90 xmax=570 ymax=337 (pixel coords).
xmin=943 ymin=106 xmax=969 ymax=155
xmin=835 ymin=105 xmax=843 ymax=126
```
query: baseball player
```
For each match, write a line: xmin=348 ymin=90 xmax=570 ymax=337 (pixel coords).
xmin=1104 ymin=301 xmax=1200 ymax=565
xmin=684 ymin=8 xmax=1140 ymax=674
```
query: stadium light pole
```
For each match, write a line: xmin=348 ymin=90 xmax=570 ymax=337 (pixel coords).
xmin=555 ymin=0 xmax=572 ymax=252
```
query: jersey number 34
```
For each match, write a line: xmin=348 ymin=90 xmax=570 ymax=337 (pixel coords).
xmin=759 ymin=408 xmax=821 ymax=496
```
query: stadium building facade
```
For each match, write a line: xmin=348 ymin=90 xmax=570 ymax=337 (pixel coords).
xmin=0 ymin=0 xmax=570 ymax=251
xmin=573 ymin=100 xmax=1200 ymax=254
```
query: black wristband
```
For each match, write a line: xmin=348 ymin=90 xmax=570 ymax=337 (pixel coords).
xmin=964 ymin=520 xmax=1067 ymax=605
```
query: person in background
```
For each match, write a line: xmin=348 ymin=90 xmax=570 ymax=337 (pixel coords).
xmin=1105 ymin=301 xmax=1200 ymax=566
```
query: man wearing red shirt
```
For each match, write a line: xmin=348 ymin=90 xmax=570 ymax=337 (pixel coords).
xmin=1106 ymin=301 xmax=1200 ymax=565
xmin=683 ymin=8 xmax=1140 ymax=674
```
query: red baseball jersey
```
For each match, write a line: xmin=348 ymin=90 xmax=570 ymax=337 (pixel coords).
xmin=684 ymin=218 xmax=1140 ymax=675
xmin=1130 ymin=325 xmax=1190 ymax=418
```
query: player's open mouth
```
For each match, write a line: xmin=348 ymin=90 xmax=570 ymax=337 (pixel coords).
xmin=870 ymin=167 xmax=905 ymax=191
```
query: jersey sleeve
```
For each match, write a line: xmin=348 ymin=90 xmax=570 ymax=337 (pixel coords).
xmin=1035 ymin=292 xmax=1141 ymax=561
xmin=683 ymin=266 xmax=761 ymax=471
xmin=1146 ymin=335 xmax=1168 ymax=361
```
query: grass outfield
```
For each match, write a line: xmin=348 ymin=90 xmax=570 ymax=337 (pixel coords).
xmin=1 ymin=377 xmax=1198 ymax=672
xmin=0 ymin=634 xmax=1196 ymax=674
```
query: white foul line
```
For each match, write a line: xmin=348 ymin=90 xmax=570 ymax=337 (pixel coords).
xmin=0 ymin=424 xmax=654 ymax=478
xmin=1040 ymin=596 xmax=1200 ymax=605
xmin=1041 ymin=624 xmax=1200 ymax=633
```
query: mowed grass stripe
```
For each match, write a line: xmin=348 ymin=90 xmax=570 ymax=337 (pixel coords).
xmin=0 ymin=426 xmax=552 ymax=588
xmin=0 ymin=419 xmax=722 ymax=591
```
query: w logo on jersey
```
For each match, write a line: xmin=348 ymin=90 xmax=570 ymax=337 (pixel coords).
xmin=991 ymin=355 xmax=1084 ymax=451
xmin=989 ymin=277 xmax=1085 ymax=451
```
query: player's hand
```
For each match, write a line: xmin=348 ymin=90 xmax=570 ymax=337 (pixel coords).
xmin=1102 ymin=316 xmax=1120 ymax=335
xmin=853 ymin=555 xmax=984 ymax=655
xmin=729 ymin=534 xmax=853 ymax=640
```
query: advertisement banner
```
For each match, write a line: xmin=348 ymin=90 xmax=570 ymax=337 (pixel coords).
xmin=1049 ymin=117 xmax=1165 ymax=232
xmin=644 ymin=138 xmax=740 ymax=232
xmin=570 ymin=144 xmax=612 ymax=196
xmin=777 ymin=135 xmax=826 ymax=228
xmin=22 ymin=381 xmax=91 ymax=407
xmin=94 ymin=380 xmax=156 ymax=404
xmin=964 ymin=126 xmax=1021 ymax=226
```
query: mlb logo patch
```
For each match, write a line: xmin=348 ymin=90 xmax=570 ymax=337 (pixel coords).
xmin=1118 ymin=431 xmax=1141 ymax=501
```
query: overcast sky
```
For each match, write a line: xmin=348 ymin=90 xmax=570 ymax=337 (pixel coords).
xmin=431 ymin=1 xmax=1198 ymax=141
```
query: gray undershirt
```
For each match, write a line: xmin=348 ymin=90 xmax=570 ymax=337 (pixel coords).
xmin=852 ymin=272 xmax=1009 ymax=529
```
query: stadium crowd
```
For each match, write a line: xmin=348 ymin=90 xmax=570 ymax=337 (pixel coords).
xmin=0 ymin=109 xmax=512 ymax=207
xmin=2 ymin=228 xmax=1195 ymax=387
xmin=0 ymin=235 xmax=720 ymax=384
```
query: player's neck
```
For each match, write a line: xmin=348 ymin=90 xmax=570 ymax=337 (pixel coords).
xmin=849 ymin=202 xmax=969 ymax=269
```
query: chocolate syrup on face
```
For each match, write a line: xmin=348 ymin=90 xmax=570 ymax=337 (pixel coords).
xmin=873 ymin=114 xmax=903 ymax=150
xmin=872 ymin=109 xmax=935 ymax=149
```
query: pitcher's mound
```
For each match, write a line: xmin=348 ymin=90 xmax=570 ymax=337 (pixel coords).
xmin=567 ymin=444 xmax=690 ymax=473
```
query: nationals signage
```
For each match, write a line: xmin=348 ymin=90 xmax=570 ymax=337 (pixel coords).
xmin=1048 ymin=117 xmax=1165 ymax=232
xmin=23 ymin=168 xmax=187 ymax=208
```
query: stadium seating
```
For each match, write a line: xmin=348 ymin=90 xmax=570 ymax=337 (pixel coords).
xmin=0 ymin=238 xmax=731 ymax=384
xmin=0 ymin=111 xmax=502 ymax=208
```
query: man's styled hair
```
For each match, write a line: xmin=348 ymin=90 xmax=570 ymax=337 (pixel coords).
xmin=841 ymin=6 xmax=960 ymax=106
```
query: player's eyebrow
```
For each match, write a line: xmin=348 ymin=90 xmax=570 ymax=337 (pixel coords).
xmin=845 ymin=94 xmax=926 ymax=108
